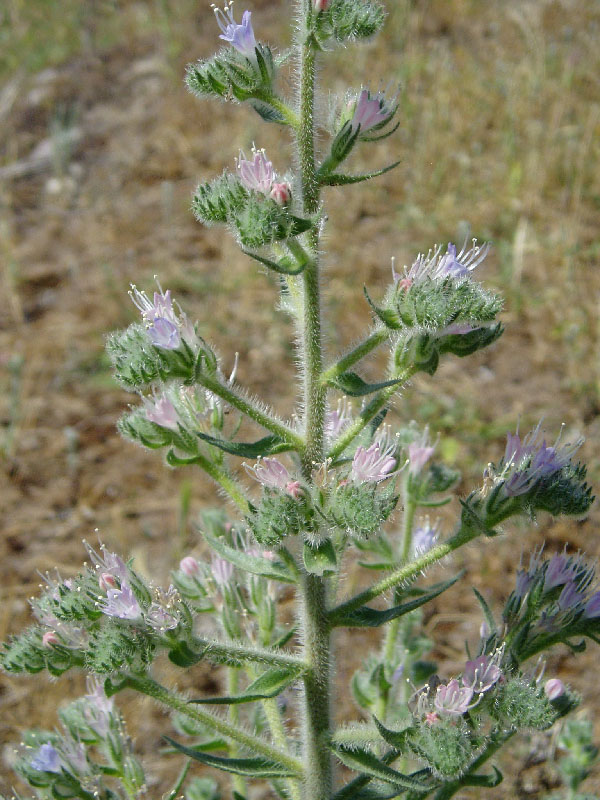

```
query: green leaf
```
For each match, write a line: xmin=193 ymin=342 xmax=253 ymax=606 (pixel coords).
xmin=168 ymin=640 xmax=205 ymax=667
xmin=330 ymin=371 xmax=406 ymax=397
xmin=303 ymin=539 xmax=338 ymax=576
xmin=197 ymin=432 xmax=292 ymax=457
xmin=331 ymin=572 xmax=462 ymax=627
xmin=363 ymin=287 xmax=401 ymax=329
xmin=462 ymin=766 xmax=503 ymax=787
xmin=202 ymin=530 xmax=296 ymax=584
xmin=189 ymin=666 xmax=302 ymax=705
xmin=330 ymin=745 xmax=428 ymax=791
xmin=472 ymin=587 xmax=498 ymax=636
xmin=165 ymin=737 xmax=299 ymax=778
xmin=242 ymin=249 xmax=307 ymax=276
xmin=320 ymin=161 xmax=401 ymax=186
xmin=373 ymin=716 xmax=414 ymax=751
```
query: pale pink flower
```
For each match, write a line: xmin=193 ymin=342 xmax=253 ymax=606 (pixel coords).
xmin=544 ymin=678 xmax=565 ymax=700
xmin=270 ymin=182 xmax=291 ymax=206
xmin=434 ymin=679 xmax=475 ymax=716
xmin=237 ymin=148 xmax=274 ymax=194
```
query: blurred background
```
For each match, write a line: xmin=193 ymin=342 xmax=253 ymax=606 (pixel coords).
xmin=0 ymin=0 xmax=599 ymax=796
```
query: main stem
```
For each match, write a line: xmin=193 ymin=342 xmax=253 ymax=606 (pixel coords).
xmin=295 ymin=6 xmax=333 ymax=798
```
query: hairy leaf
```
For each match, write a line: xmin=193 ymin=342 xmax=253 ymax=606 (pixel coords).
xmin=189 ymin=666 xmax=302 ymax=705
xmin=165 ymin=738 xmax=299 ymax=778
xmin=330 ymin=371 xmax=406 ymax=397
xmin=202 ymin=530 xmax=296 ymax=584
xmin=196 ymin=432 xmax=292 ymax=457
xmin=330 ymin=744 xmax=428 ymax=791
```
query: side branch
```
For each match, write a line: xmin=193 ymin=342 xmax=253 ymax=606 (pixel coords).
xmin=329 ymin=523 xmax=479 ymax=620
xmin=197 ymin=373 xmax=304 ymax=449
xmin=124 ymin=675 xmax=304 ymax=776
xmin=320 ymin=329 xmax=388 ymax=385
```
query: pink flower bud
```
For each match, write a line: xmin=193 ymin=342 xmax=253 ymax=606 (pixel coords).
xmin=314 ymin=0 xmax=329 ymax=11
xmin=544 ymin=678 xmax=565 ymax=700
xmin=180 ymin=556 xmax=201 ymax=578
xmin=42 ymin=631 xmax=60 ymax=647
xmin=99 ymin=573 xmax=117 ymax=591
xmin=270 ymin=182 xmax=291 ymax=206
xmin=285 ymin=480 xmax=303 ymax=499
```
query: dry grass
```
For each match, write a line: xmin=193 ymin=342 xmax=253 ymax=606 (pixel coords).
xmin=0 ymin=0 xmax=599 ymax=796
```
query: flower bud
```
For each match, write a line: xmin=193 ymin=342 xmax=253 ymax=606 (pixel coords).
xmin=544 ymin=678 xmax=565 ymax=700
xmin=180 ymin=556 xmax=201 ymax=577
xmin=314 ymin=0 xmax=329 ymax=11
xmin=42 ymin=631 xmax=60 ymax=648
xmin=270 ymin=182 xmax=291 ymax=206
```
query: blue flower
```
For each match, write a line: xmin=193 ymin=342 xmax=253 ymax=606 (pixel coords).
xmin=30 ymin=743 xmax=62 ymax=774
xmin=214 ymin=4 xmax=257 ymax=58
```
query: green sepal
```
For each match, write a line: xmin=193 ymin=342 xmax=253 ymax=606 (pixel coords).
xmin=438 ymin=322 xmax=504 ymax=358
xmin=303 ymin=539 xmax=338 ymax=576
xmin=250 ymin=100 xmax=286 ymax=124
xmin=461 ymin=766 xmax=503 ymax=787
xmin=242 ymin=249 xmax=307 ymax=276
xmin=329 ymin=744 xmax=428 ymax=791
xmin=330 ymin=370 xmax=405 ymax=397
xmin=364 ymin=287 xmax=401 ymax=329
xmin=166 ymin=449 xmax=203 ymax=467
xmin=189 ymin=665 xmax=302 ymax=705
xmin=373 ymin=715 xmax=414 ymax=752
xmin=360 ymin=120 xmax=401 ymax=143
xmin=104 ymin=674 xmax=135 ymax=698
xmin=201 ymin=530 xmax=296 ymax=584
xmin=168 ymin=640 xmax=205 ymax=667
xmin=320 ymin=160 xmax=401 ymax=186
xmin=472 ymin=587 xmax=498 ymax=636
xmin=165 ymin=737 xmax=299 ymax=778
xmin=330 ymin=572 xmax=462 ymax=627
xmin=196 ymin=432 xmax=291 ymax=457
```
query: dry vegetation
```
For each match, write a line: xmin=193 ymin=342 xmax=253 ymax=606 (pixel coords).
xmin=0 ymin=0 xmax=599 ymax=796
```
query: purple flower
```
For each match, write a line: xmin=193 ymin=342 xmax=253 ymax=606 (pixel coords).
xmin=84 ymin=677 xmax=115 ymax=737
xmin=434 ymin=679 xmax=474 ymax=716
xmin=544 ymin=552 xmax=578 ymax=592
xmin=557 ymin=581 xmax=585 ymax=613
xmin=462 ymin=655 xmax=502 ymax=694
xmin=130 ymin=283 xmax=196 ymax=351
xmin=351 ymin=439 xmax=397 ymax=484
xmin=144 ymin=391 xmax=179 ymax=430
xmin=237 ymin=148 xmax=275 ymax=194
xmin=84 ymin=541 xmax=130 ymax=585
xmin=349 ymin=88 xmax=396 ymax=133
xmin=101 ymin=580 xmax=142 ymax=621
xmin=30 ymin=743 xmax=62 ymax=773
xmin=212 ymin=556 xmax=234 ymax=587
xmin=411 ymin=519 xmax=440 ymax=558
xmin=325 ymin=398 xmax=352 ymax=442
xmin=585 ymin=591 xmax=600 ymax=619
xmin=245 ymin=457 xmax=301 ymax=497
xmin=500 ymin=423 xmax=583 ymax=498
xmin=407 ymin=427 xmax=436 ymax=476
xmin=394 ymin=240 xmax=490 ymax=288
xmin=214 ymin=4 xmax=257 ymax=58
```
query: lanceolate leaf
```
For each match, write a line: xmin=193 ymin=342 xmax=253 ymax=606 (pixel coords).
xmin=165 ymin=738 xmax=298 ymax=778
xmin=201 ymin=530 xmax=296 ymax=584
xmin=189 ymin=666 xmax=302 ymax=705
xmin=320 ymin=161 xmax=401 ymax=186
xmin=242 ymin=249 xmax=306 ymax=275
xmin=472 ymin=587 xmax=498 ymax=636
xmin=363 ymin=287 xmax=401 ymax=329
xmin=330 ymin=744 xmax=428 ymax=791
xmin=372 ymin=716 xmax=414 ymax=751
xmin=330 ymin=573 xmax=462 ymax=627
xmin=196 ymin=432 xmax=292 ymax=457
xmin=330 ymin=371 xmax=406 ymax=397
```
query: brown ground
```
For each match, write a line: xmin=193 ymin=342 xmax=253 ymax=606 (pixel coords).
xmin=1 ymin=0 xmax=599 ymax=797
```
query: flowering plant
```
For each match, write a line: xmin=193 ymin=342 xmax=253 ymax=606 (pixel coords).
xmin=1 ymin=2 xmax=597 ymax=799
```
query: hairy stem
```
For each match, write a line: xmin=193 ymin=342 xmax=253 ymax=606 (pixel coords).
xmin=228 ymin=667 xmax=247 ymax=796
xmin=192 ymin=636 xmax=308 ymax=670
xmin=320 ymin=329 xmax=388 ymax=385
xmin=327 ymin=368 xmax=415 ymax=461
xmin=293 ymin=6 xmax=333 ymax=799
xmin=192 ymin=453 xmax=252 ymax=514
xmin=330 ymin=522 xmax=479 ymax=620
xmin=126 ymin=674 xmax=304 ymax=774
xmin=197 ymin=373 xmax=304 ymax=449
